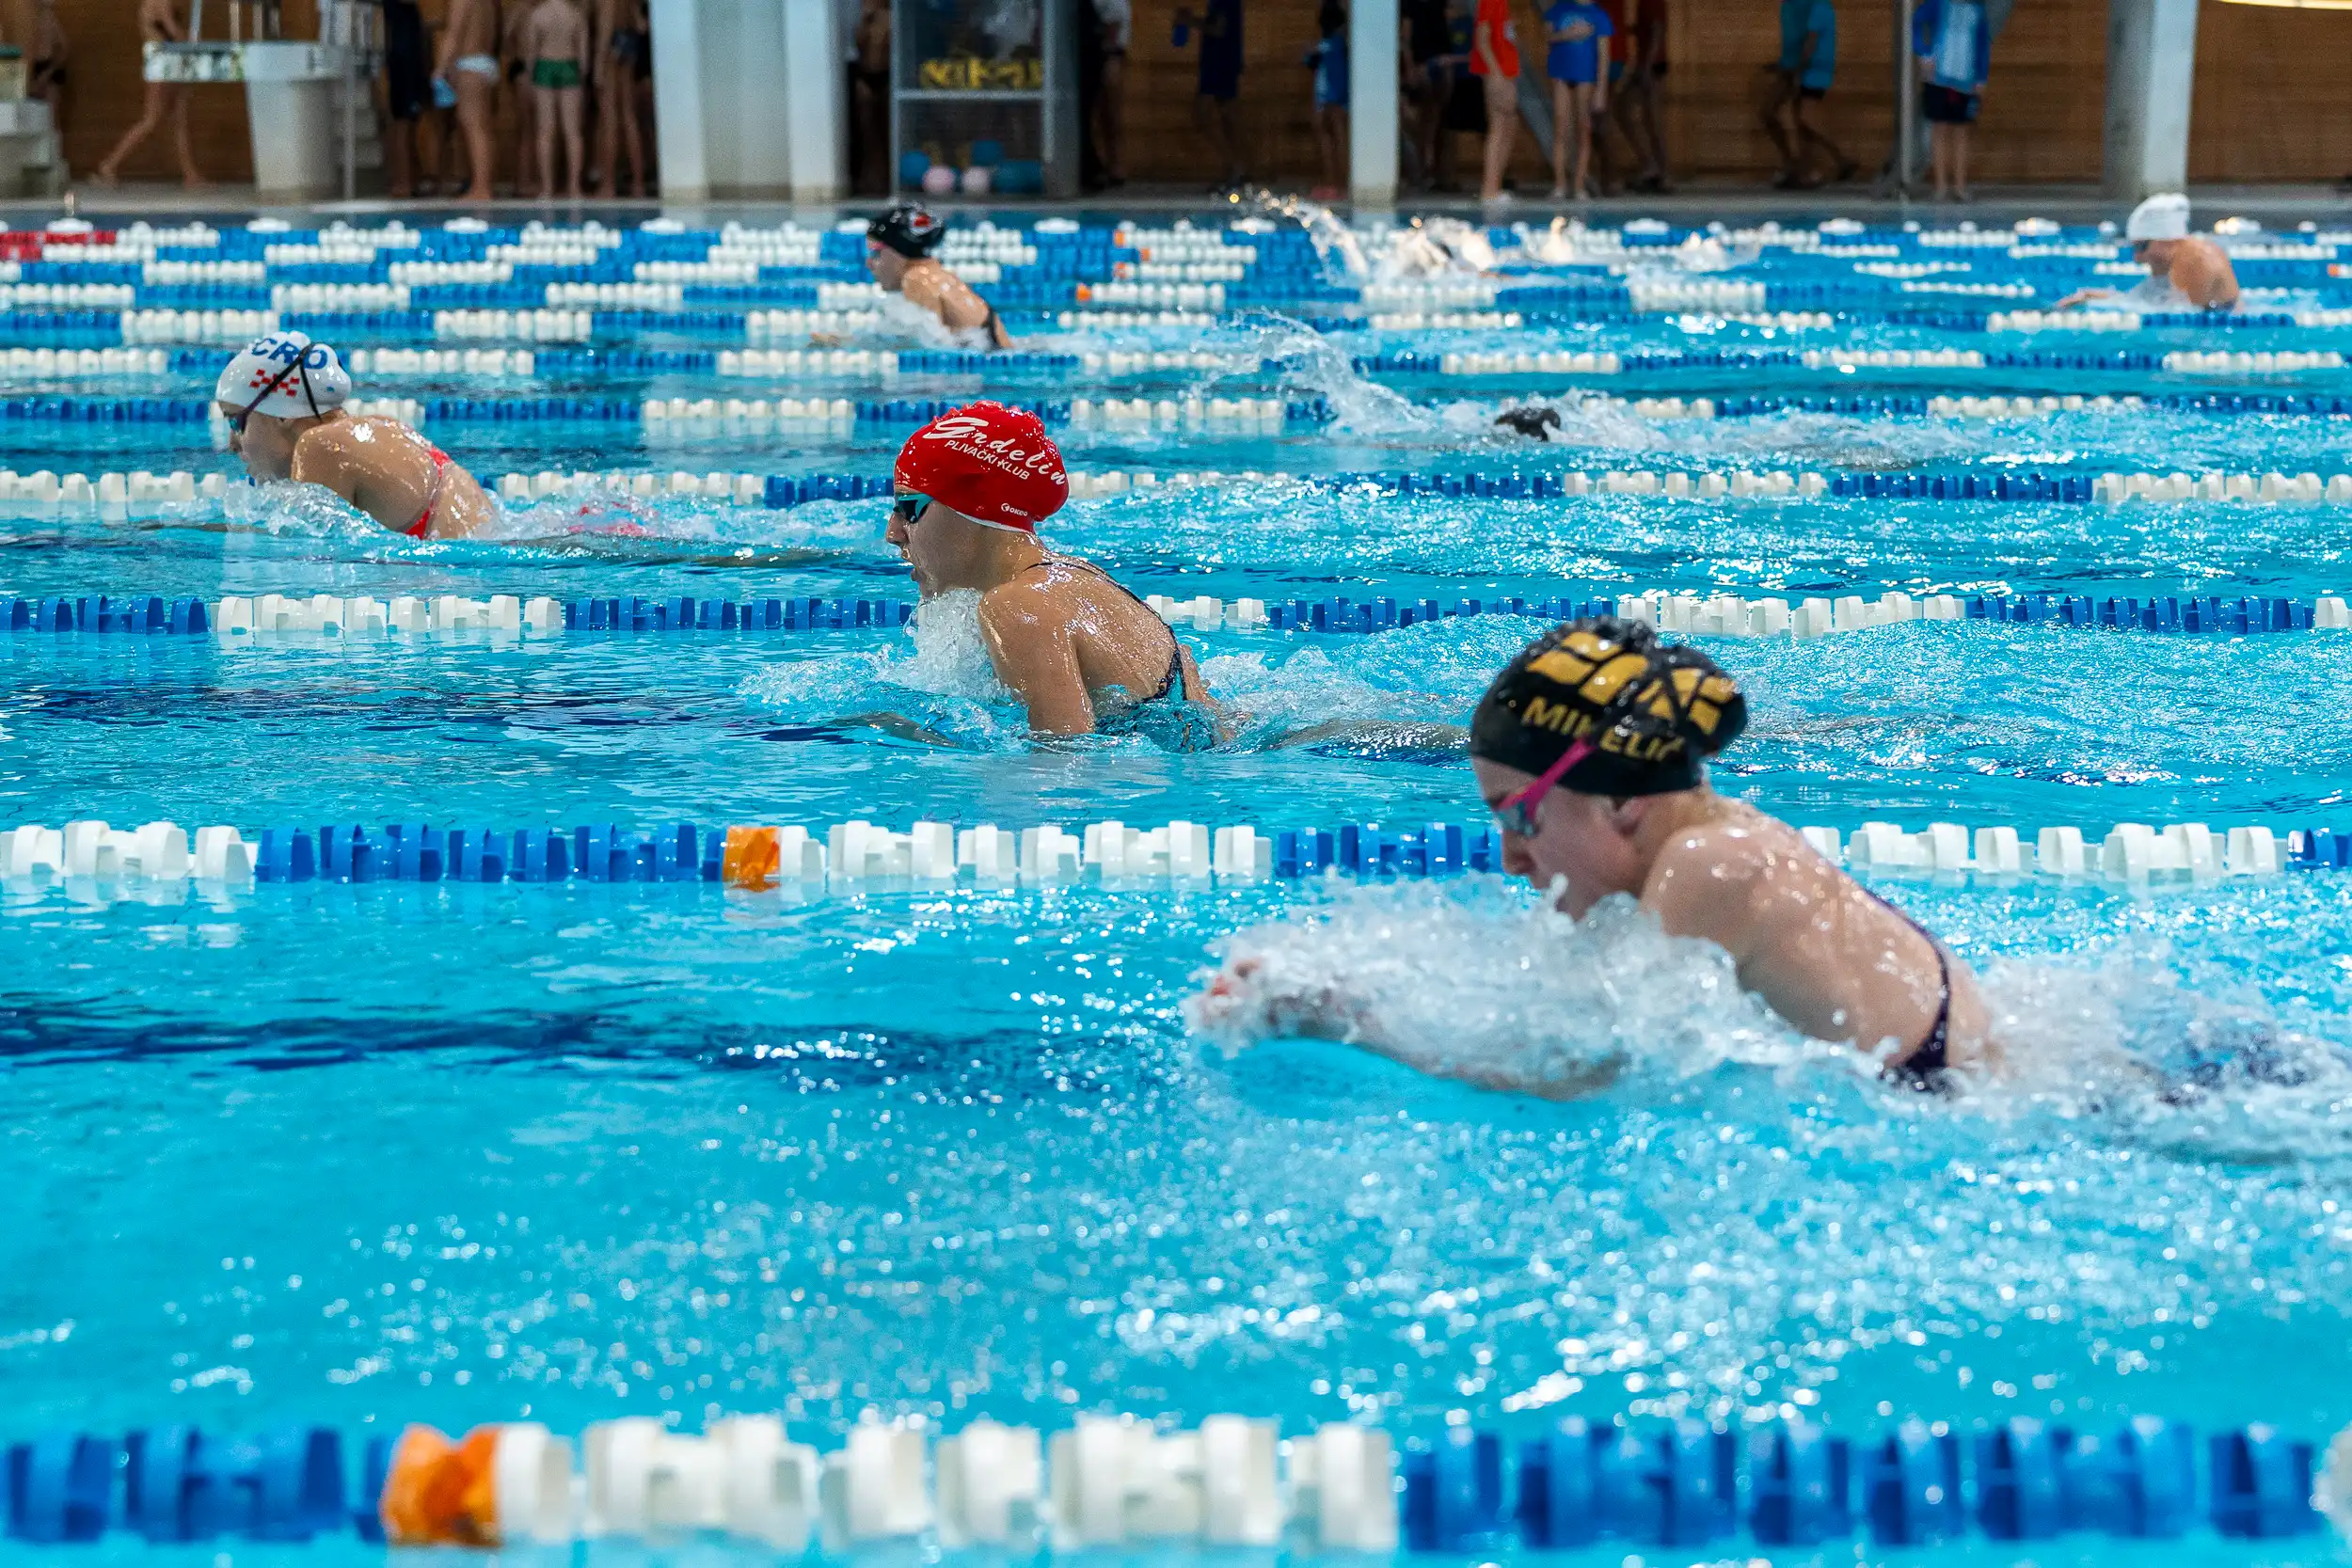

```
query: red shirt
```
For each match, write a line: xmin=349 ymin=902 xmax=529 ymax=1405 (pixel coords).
xmin=1470 ymin=0 xmax=1520 ymax=75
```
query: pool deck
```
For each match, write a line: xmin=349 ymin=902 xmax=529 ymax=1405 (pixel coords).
xmin=11 ymin=180 xmax=2352 ymax=229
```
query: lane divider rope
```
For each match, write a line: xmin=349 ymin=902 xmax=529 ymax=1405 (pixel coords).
xmin=2 ymin=816 xmax=2341 ymax=890
xmin=1 ymin=1411 xmax=2335 ymax=1549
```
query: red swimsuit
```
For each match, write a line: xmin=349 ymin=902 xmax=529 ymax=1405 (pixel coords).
xmin=401 ymin=445 xmax=454 ymax=538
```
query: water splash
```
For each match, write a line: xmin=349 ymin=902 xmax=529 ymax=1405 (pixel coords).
xmin=1192 ymin=876 xmax=2352 ymax=1162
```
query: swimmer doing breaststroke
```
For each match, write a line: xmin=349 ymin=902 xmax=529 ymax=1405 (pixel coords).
xmin=1202 ymin=617 xmax=1994 ymax=1094
xmin=216 ymin=331 xmax=494 ymax=538
xmin=866 ymin=202 xmax=1014 ymax=350
xmin=2054 ymin=192 xmax=2239 ymax=313
xmin=888 ymin=401 xmax=1223 ymax=746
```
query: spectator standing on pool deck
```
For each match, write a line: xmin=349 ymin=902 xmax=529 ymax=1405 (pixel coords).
xmin=1542 ymin=0 xmax=1609 ymax=199
xmin=1469 ymin=0 xmax=1519 ymax=203
xmin=595 ymin=0 xmax=650 ymax=197
xmin=1604 ymin=0 xmax=1668 ymax=191
xmin=25 ymin=0 xmax=69 ymax=166
xmin=526 ymin=0 xmax=588 ymax=199
xmin=1761 ymin=0 xmax=1852 ymax=189
xmin=433 ymin=0 xmax=501 ymax=200
xmin=1400 ymin=0 xmax=1454 ymax=189
xmin=1176 ymin=0 xmax=1246 ymax=189
xmin=1091 ymin=0 xmax=1131 ymax=187
xmin=92 ymin=0 xmax=203 ymax=186
xmin=1911 ymin=0 xmax=1987 ymax=201
xmin=1306 ymin=0 xmax=1349 ymax=198
xmin=379 ymin=0 xmax=432 ymax=198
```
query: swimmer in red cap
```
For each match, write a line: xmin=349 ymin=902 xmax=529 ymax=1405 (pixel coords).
xmin=890 ymin=400 xmax=1220 ymax=743
xmin=866 ymin=203 xmax=1014 ymax=350
xmin=1202 ymin=617 xmax=1994 ymax=1093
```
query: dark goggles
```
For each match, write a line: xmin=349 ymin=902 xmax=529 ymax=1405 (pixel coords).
xmin=891 ymin=491 xmax=933 ymax=528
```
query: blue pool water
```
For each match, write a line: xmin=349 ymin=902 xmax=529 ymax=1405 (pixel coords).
xmin=4 ymin=208 xmax=2352 ymax=1564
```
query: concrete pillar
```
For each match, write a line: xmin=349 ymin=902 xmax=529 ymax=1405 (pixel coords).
xmin=649 ymin=0 xmax=709 ymax=200
xmin=1349 ymin=0 xmax=1399 ymax=206
xmin=783 ymin=0 xmax=847 ymax=202
xmin=2103 ymin=0 xmax=2198 ymax=199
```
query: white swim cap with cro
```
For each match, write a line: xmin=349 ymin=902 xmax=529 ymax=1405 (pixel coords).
xmin=215 ymin=329 xmax=353 ymax=419
xmin=2125 ymin=193 xmax=2192 ymax=243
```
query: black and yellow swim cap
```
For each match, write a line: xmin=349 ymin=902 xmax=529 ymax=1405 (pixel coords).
xmin=1470 ymin=616 xmax=1747 ymax=796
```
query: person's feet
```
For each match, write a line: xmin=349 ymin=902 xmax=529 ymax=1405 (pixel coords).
xmin=1549 ymin=182 xmax=1568 ymax=199
xmin=182 ymin=173 xmax=209 ymax=190
xmin=463 ymin=182 xmax=493 ymax=201
xmin=92 ymin=165 xmax=119 ymax=186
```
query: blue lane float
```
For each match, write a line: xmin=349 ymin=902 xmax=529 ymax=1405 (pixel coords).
xmin=0 ymin=591 xmax=2336 ymax=640
xmin=1 ymin=1415 xmax=2320 ymax=1550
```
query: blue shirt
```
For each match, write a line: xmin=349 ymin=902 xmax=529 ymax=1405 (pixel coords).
xmin=1310 ymin=33 xmax=1349 ymax=104
xmin=1912 ymin=0 xmax=1988 ymax=89
xmin=1543 ymin=1 xmax=1613 ymax=83
xmin=1778 ymin=0 xmax=1836 ymax=89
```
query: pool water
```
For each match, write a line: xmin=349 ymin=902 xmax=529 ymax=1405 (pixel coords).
xmin=4 ymin=209 xmax=2352 ymax=1565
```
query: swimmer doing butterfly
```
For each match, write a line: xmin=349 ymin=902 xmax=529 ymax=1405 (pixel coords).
xmin=215 ymin=330 xmax=495 ymax=539
xmin=1201 ymin=616 xmax=1996 ymax=1093
xmin=888 ymin=401 xmax=1225 ymax=748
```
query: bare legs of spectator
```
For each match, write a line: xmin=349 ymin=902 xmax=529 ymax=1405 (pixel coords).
xmin=94 ymin=79 xmax=204 ymax=186
xmin=1311 ymin=102 xmax=1346 ymax=195
xmin=1093 ymin=53 xmax=1126 ymax=184
xmin=1759 ymin=72 xmax=1849 ymax=188
xmin=506 ymin=69 xmax=536 ymax=196
xmin=536 ymin=83 xmax=584 ymax=198
xmin=1549 ymin=79 xmax=1599 ymax=198
xmin=1478 ymin=70 xmax=1517 ymax=202
xmin=1613 ymin=69 xmax=1666 ymax=189
xmin=1930 ymin=119 xmax=1969 ymax=199
xmin=597 ymin=58 xmax=647 ymax=195
xmin=446 ymin=68 xmax=495 ymax=198
xmin=1195 ymin=93 xmax=1242 ymax=188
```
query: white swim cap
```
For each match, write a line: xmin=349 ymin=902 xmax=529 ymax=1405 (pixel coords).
xmin=215 ymin=329 xmax=352 ymax=420
xmin=2125 ymin=193 xmax=2191 ymax=243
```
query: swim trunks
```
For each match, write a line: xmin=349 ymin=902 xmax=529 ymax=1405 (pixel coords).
xmin=532 ymin=57 xmax=582 ymax=88
xmin=1920 ymin=82 xmax=1978 ymax=123
xmin=452 ymin=52 xmax=500 ymax=77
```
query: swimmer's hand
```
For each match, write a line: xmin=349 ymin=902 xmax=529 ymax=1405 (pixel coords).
xmin=2051 ymin=287 xmax=2114 ymax=309
xmin=808 ymin=332 xmax=848 ymax=347
xmin=1193 ymin=956 xmax=1366 ymax=1047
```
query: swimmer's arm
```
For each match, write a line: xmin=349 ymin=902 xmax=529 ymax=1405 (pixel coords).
xmin=977 ymin=589 xmax=1097 ymax=736
xmin=1198 ymin=958 xmax=1619 ymax=1100
xmin=2051 ymin=286 xmax=2114 ymax=309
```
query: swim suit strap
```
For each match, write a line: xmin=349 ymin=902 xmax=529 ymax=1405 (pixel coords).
xmin=403 ymin=444 xmax=453 ymax=538
xmin=1862 ymin=884 xmax=1953 ymax=1087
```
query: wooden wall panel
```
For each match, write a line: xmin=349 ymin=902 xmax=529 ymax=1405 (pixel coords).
xmin=2191 ymin=1 xmax=2352 ymax=182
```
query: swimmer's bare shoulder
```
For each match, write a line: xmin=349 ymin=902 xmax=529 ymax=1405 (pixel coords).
xmin=975 ymin=572 xmax=1092 ymax=735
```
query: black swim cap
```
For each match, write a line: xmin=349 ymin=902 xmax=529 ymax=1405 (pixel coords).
xmin=867 ymin=202 xmax=946 ymax=259
xmin=1470 ymin=616 xmax=1747 ymax=796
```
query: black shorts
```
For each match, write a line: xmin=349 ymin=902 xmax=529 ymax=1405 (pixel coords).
xmin=381 ymin=0 xmax=430 ymax=120
xmin=1798 ymin=84 xmax=1825 ymax=101
xmin=1921 ymin=82 xmax=1978 ymax=123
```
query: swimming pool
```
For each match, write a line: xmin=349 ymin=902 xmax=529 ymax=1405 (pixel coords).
xmin=4 ymin=207 xmax=2352 ymax=1562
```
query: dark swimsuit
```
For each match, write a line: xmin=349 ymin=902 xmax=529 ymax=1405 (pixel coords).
xmin=1016 ymin=557 xmax=1215 ymax=750
xmin=1863 ymin=886 xmax=1952 ymax=1089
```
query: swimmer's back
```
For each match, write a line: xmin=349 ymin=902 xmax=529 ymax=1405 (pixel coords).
xmin=1644 ymin=804 xmax=1994 ymax=1074
xmin=291 ymin=415 xmax=494 ymax=538
xmin=977 ymin=559 xmax=1209 ymax=715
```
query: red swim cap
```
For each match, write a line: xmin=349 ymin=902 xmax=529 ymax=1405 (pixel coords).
xmin=893 ymin=401 xmax=1068 ymax=532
